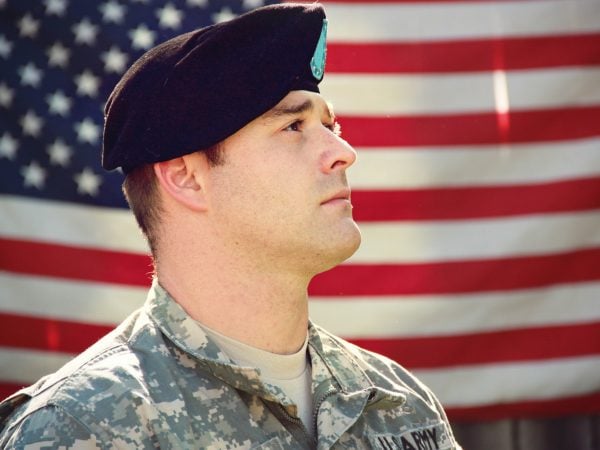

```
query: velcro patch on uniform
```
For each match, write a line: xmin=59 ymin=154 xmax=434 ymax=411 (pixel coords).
xmin=369 ymin=422 xmax=455 ymax=450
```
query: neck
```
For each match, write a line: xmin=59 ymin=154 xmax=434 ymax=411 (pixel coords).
xmin=155 ymin=237 xmax=312 ymax=355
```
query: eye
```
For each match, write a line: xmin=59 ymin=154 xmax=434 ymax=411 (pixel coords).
xmin=324 ymin=121 xmax=342 ymax=136
xmin=284 ymin=120 xmax=303 ymax=132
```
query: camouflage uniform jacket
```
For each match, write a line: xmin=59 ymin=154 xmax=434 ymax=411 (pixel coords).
xmin=0 ymin=281 xmax=461 ymax=450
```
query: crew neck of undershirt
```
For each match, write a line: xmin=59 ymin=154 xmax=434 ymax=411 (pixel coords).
xmin=197 ymin=322 xmax=309 ymax=380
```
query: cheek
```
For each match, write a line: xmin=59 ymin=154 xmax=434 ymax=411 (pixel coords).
xmin=210 ymin=146 xmax=316 ymax=221
xmin=209 ymin=164 xmax=281 ymax=217
xmin=246 ymin=156 xmax=310 ymax=202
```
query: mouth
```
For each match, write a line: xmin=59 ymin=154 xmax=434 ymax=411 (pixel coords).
xmin=321 ymin=187 xmax=352 ymax=206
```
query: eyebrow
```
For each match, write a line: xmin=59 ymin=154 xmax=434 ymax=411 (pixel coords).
xmin=262 ymin=98 xmax=334 ymax=122
xmin=263 ymin=99 xmax=314 ymax=120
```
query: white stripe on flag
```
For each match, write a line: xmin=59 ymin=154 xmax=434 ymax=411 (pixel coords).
xmin=2 ymin=273 xmax=599 ymax=339
xmin=0 ymin=272 xmax=146 ymax=325
xmin=349 ymin=138 xmax=600 ymax=189
xmin=3 ymin=197 xmax=600 ymax=262
xmin=415 ymin=355 xmax=600 ymax=407
xmin=352 ymin=211 xmax=600 ymax=263
xmin=326 ymin=1 xmax=600 ymax=42
xmin=0 ymin=195 xmax=147 ymax=252
xmin=0 ymin=347 xmax=73 ymax=385
xmin=310 ymin=282 xmax=600 ymax=338
xmin=322 ymin=68 xmax=600 ymax=115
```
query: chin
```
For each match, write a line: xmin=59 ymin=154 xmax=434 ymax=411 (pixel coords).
xmin=339 ymin=226 xmax=362 ymax=261
xmin=313 ymin=224 xmax=362 ymax=274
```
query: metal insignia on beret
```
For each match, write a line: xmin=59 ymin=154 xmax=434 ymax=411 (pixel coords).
xmin=310 ymin=19 xmax=328 ymax=81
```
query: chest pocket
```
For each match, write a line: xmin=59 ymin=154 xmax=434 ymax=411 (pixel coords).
xmin=369 ymin=421 xmax=457 ymax=450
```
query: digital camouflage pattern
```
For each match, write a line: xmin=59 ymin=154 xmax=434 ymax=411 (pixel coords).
xmin=0 ymin=281 xmax=461 ymax=449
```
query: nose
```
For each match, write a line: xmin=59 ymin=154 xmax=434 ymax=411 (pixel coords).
xmin=321 ymin=133 xmax=357 ymax=174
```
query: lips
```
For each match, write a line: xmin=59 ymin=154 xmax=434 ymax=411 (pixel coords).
xmin=321 ymin=187 xmax=351 ymax=205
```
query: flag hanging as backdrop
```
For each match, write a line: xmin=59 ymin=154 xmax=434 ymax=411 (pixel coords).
xmin=1 ymin=0 xmax=599 ymax=422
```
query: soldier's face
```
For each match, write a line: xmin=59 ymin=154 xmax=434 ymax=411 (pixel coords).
xmin=203 ymin=90 xmax=361 ymax=275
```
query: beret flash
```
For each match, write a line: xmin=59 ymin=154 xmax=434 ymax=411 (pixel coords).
xmin=102 ymin=3 xmax=328 ymax=173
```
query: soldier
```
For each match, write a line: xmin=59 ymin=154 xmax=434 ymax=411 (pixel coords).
xmin=0 ymin=3 xmax=461 ymax=449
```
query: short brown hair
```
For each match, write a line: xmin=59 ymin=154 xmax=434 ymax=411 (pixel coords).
xmin=122 ymin=145 xmax=225 ymax=257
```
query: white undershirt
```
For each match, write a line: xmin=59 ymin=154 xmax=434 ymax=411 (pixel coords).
xmin=198 ymin=324 xmax=314 ymax=437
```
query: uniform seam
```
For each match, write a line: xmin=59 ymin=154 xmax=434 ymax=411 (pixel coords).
xmin=61 ymin=343 xmax=130 ymax=383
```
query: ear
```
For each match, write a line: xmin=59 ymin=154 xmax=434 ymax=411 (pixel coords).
xmin=153 ymin=153 xmax=209 ymax=212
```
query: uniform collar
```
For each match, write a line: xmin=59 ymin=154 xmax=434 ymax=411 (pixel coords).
xmin=144 ymin=280 xmax=289 ymax=403
xmin=144 ymin=280 xmax=374 ymax=401
xmin=307 ymin=322 xmax=374 ymax=395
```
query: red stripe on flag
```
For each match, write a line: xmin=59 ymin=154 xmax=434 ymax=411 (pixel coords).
xmin=0 ymin=313 xmax=113 ymax=354
xmin=310 ymin=248 xmax=600 ymax=295
xmin=339 ymin=106 xmax=600 ymax=147
xmin=328 ymin=34 xmax=600 ymax=73
xmin=447 ymin=392 xmax=600 ymax=421
xmin=0 ymin=383 xmax=25 ymax=402
xmin=352 ymin=177 xmax=600 ymax=221
xmin=2 ymin=240 xmax=600 ymax=295
xmin=350 ymin=322 xmax=600 ymax=369
xmin=0 ymin=238 xmax=152 ymax=287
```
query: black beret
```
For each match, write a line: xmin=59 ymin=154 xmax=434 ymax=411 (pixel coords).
xmin=102 ymin=3 xmax=328 ymax=173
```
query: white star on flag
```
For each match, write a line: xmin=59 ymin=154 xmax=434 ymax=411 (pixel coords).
xmin=74 ymin=167 xmax=102 ymax=196
xmin=18 ymin=14 xmax=39 ymax=39
xmin=129 ymin=24 xmax=156 ymax=50
xmin=157 ymin=3 xmax=183 ymax=29
xmin=212 ymin=7 xmax=236 ymax=24
xmin=74 ymin=118 xmax=101 ymax=144
xmin=0 ymin=132 xmax=18 ymax=160
xmin=242 ymin=0 xmax=264 ymax=10
xmin=18 ymin=62 xmax=43 ymax=88
xmin=74 ymin=70 xmax=100 ymax=97
xmin=72 ymin=18 xmax=99 ymax=45
xmin=99 ymin=1 xmax=126 ymax=24
xmin=47 ymin=42 xmax=70 ymax=68
xmin=20 ymin=161 xmax=47 ymax=189
xmin=44 ymin=0 xmax=68 ymax=17
xmin=47 ymin=138 xmax=72 ymax=167
xmin=20 ymin=110 xmax=44 ymax=137
xmin=0 ymin=35 xmax=13 ymax=58
xmin=47 ymin=90 xmax=73 ymax=116
xmin=0 ymin=82 xmax=13 ymax=107
xmin=101 ymin=46 xmax=128 ymax=74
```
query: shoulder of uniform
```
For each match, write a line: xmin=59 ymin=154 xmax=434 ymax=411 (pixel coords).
xmin=0 ymin=405 xmax=103 ymax=448
xmin=0 ymin=340 xmax=161 ymax=444
xmin=0 ymin=311 xmax=166 ymax=435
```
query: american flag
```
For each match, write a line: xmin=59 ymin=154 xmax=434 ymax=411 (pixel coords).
xmin=1 ymin=0 xmax=599 ymax=422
